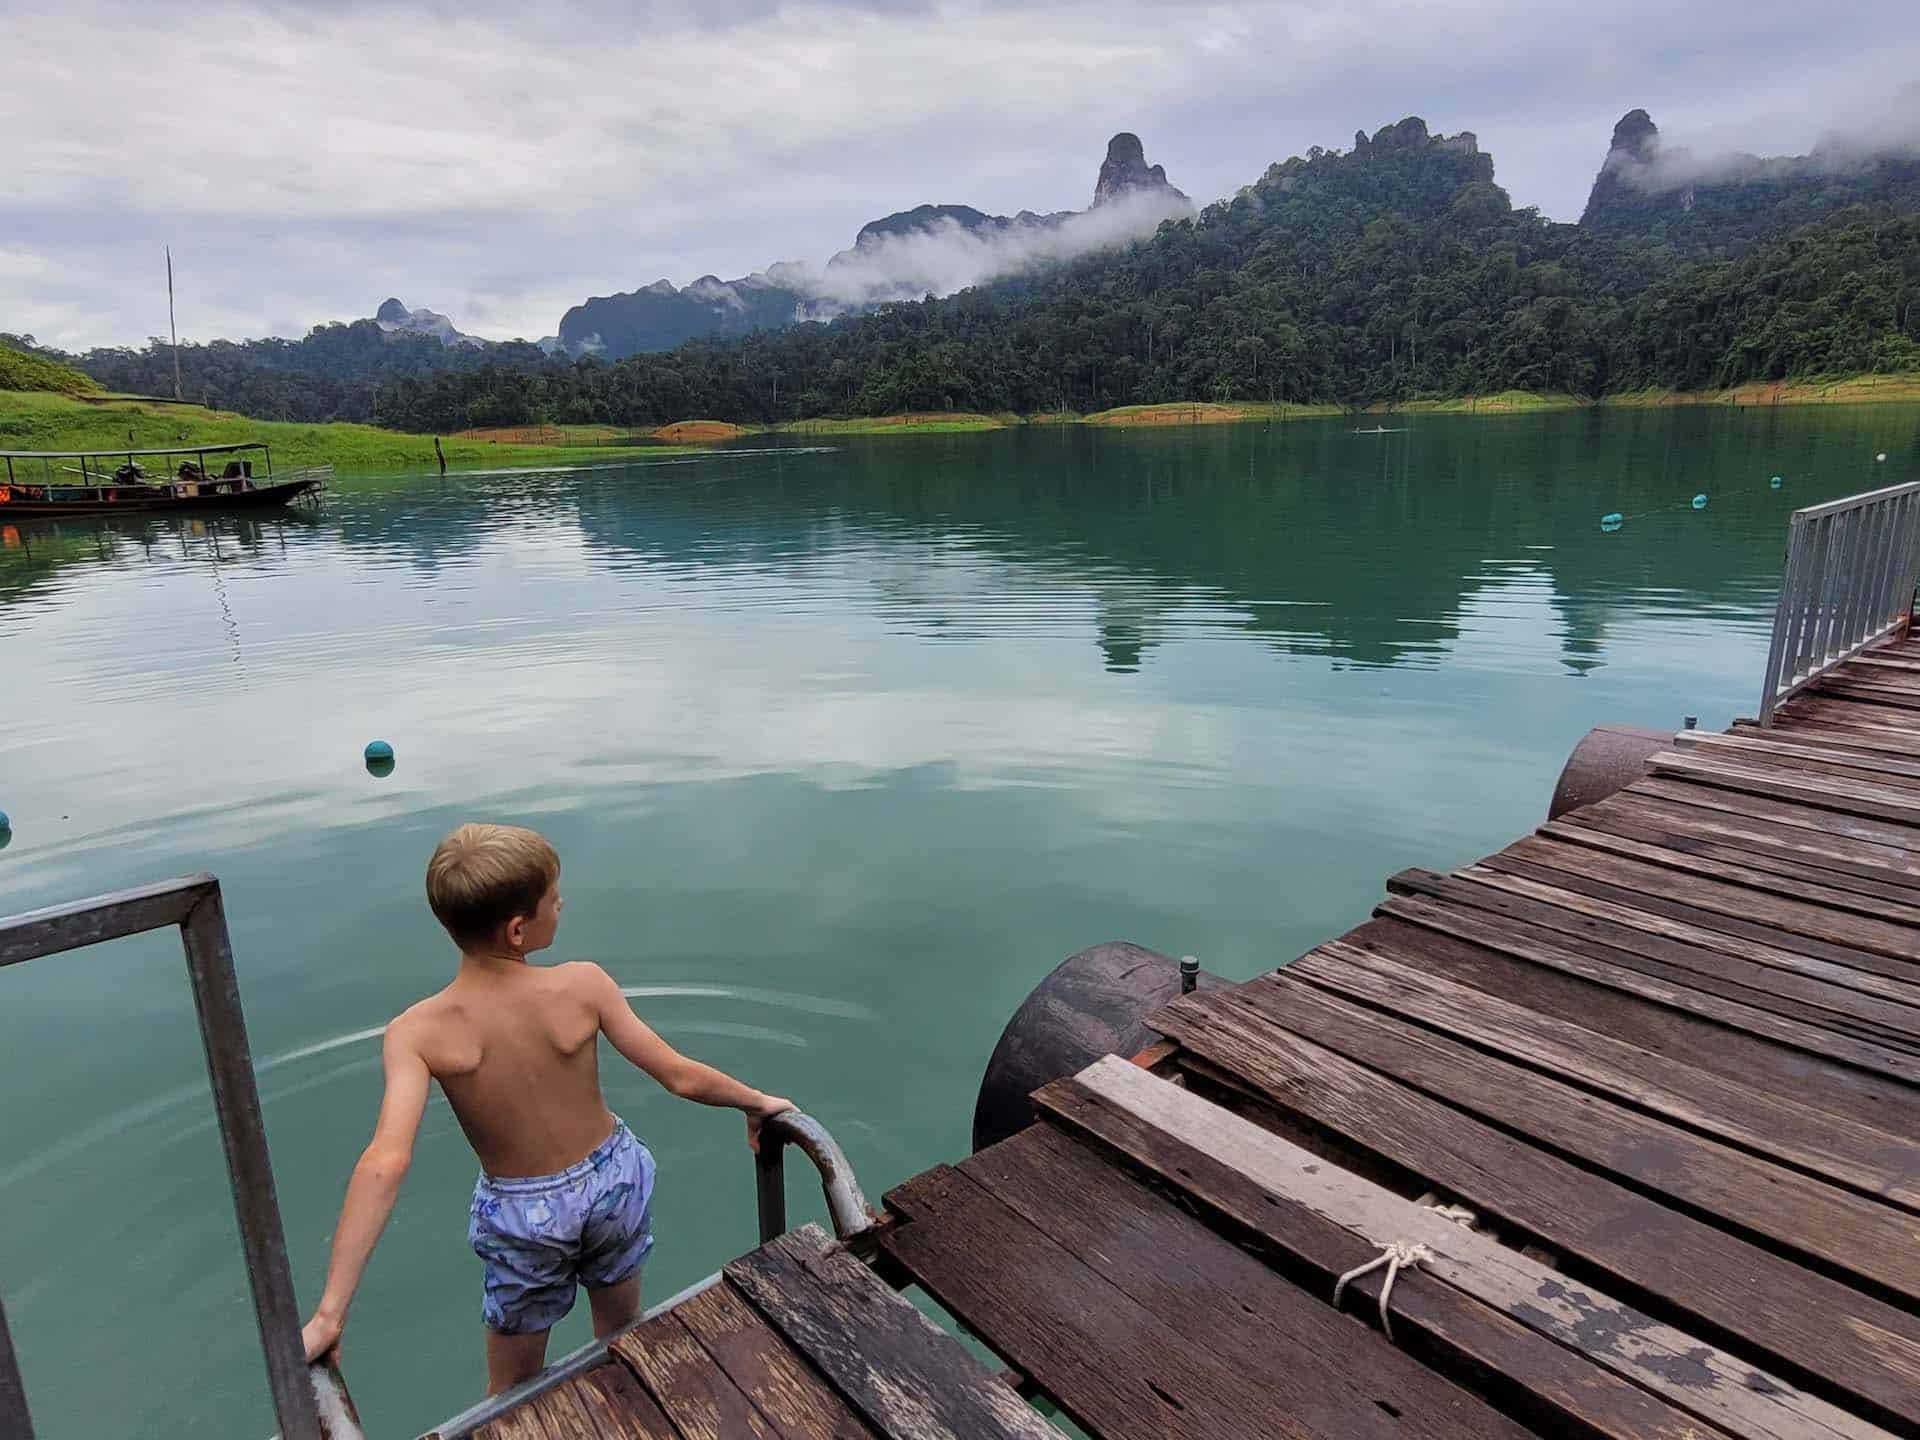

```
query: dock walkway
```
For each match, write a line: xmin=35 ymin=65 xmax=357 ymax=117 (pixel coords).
xmin=462 ymin=643 xmax=1920 ymax=1440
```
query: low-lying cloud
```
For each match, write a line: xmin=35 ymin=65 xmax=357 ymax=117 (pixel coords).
xmin=770 ymin=188 xmax=1193 ymax=316
xmin=1611 ymin=81 xmax=1920 ymax=193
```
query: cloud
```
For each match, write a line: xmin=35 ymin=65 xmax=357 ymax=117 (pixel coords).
xmin=2 ymin=0 xmax=1916 ymax=350
xmin=1608 ymin=80 xmax=1920 ymax=193
xmin=784 ymin=188 xmax=1192 ymax=315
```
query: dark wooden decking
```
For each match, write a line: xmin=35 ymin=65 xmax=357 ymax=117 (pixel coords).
xmin=460 ymin=642 xmax=1920 ymax=1440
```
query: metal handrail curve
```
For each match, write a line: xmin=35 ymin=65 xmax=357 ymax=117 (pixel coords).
xmin=754 ymin=1108 xmax=876 ymax=1244
xmin=426 ymin=1111 xmax=873 ymax=1440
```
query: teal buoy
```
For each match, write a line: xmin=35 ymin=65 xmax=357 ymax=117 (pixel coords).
xmin=1600 ymin=512 xmax=1624 ymax=531
xmin=1879 ymin=453 xmax=1890 ymax=463
xmin=1771 ymin=475 xmax=1783 ymax=488
xmin=0 ymin=808 xmax=10 ymax=831
xmin=1692 ymin=493 xmax=1708 ymax=509
xmin=364 ymin=740 xmax=393 ymax=763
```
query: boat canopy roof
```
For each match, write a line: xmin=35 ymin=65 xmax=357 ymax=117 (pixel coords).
xmin=0 ymin=441 xmax=270 ymax=460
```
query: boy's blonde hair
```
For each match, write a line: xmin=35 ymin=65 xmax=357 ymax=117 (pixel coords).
xmin=426 ymin=823 xmax=560 ymax=948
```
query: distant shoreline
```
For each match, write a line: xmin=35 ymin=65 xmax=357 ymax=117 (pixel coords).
xmin=5 ymin=373 xmax=1914 ymax=477
xmin=766 ymin=375 xmax=1920 ymax=433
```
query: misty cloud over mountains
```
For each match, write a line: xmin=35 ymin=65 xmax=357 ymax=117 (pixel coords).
xmin=558 ymin=133 xmax=1193 ymax=358
xmin=1601 ymin=83 xmax=1920 ymax=196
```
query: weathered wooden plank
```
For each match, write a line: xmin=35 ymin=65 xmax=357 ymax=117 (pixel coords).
xmin=1769 ymin=715 xmax=1920 ymax=754
xmin=575 ymin=1364 xmax=688 ymax=1440
xmin=1845 ymin=653 xmax=1920 ymax=675
xmin=1569 ymin=792 xmax=1920 ymax=895
xmin=1491 ymin=832 xmax=1920 ymax=965
xmin=1813 ymin=677 xmax=1920 ymax=709
xmin=671 ymin=1283 xmax=877 ymax=1440
xmin=1677 ymin=728 xmax=1920 ymax=784
xmin=1767 ymin=707 xmax=1920 ymax=746
xmin=1650 ymin=749 xmax=1920 ymax=827
xmin=1785 ymin=695 xmax=1920 ymax=732
xmin=1033 ymin=1078 xmax=1736 ymax=1440
xmin=956 ymin=1124 xmax=1533 ymax=1440
xmin=1833 ymin=654 xmax=1920 ymax=683
xmin=1633 ymin=774 xmax=1920 ymax=853
xmin=725 ymin=1224 xmax=1056 ymax=1440
xmin=1065 ymin=1056 xmax=1895 ymax=1440
xmin=534 ymin=1375 xmax=652 ymax=1440
xmin=1369 ymin=898 xmax=1920 ymax=1092
xmin=1384 ymin=866 xmax=1901 ymax=1029
xmin=1469 ymin=851 xmax=1920 ymax=1004
xmin=1741 ymin=717 xmax=1920 ymax=759
xmin=1538 ymin=817 xmax=1920 ymax=924
xmin=1286 ymin=938 xmax=1920 ymax=1205
xmin=1148 ymin=992 xmax=1920 ymax=1430
xmin=1397 ymin=865 xmax=1920 ymax=1046
xmin=1671 ymin=738 xmax=1920 ymax=798
xmin=886 ymin=1156 xmax=1508 ymax=1440
xmin=474 ymin=1400 xmax=559 ymax=1440
xmin=1182 ymin=979 xmax=1920 ymax=1304
xmin=612 ymin=1313 xmax=777 ymax=1439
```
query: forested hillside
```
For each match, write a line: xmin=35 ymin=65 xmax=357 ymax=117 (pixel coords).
xmin=0 ymin=341 xmax=99 ymax=396
xmin=23 ymin=115 xmax=1920 ymax=429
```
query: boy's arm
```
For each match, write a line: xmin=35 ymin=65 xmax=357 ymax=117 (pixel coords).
xmin=301 ymin=1021 xmax=431 ymax=1363
xmin=586 ymin=966 xmax=793 ymax=1148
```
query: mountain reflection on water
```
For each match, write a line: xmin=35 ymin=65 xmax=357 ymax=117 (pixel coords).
xmin=0 ymin=405 xmax=1916 ymax=1438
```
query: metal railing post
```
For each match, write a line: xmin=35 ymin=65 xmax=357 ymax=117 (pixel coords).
xmin=0 ymin=1292 xmax=33 ymax=1440
xmin=180 ymin=887 xmax=325 ymax=1440
xmin=756 ymin=1144 xmax=788 ymax=1244
xmin=0 ymin=877 xmax=326 ymax=1440
xmin=752 ymin=1111 xmax=874 ymax=1245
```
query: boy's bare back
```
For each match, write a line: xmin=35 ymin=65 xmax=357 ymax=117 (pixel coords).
xmin=396 ymin=958 xmax=619 ymax=1178
xmin=301 ymin=823 xmax=792 ymax=1393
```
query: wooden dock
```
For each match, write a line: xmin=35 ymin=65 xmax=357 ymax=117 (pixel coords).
xmin=457 ymin=641 xmax=1920 ymax=1440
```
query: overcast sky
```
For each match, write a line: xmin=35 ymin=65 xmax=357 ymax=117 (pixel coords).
xmin=3 ymin=0 xmax=1916 ymax=352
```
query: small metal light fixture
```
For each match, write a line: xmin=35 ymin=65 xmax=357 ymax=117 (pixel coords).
xmin=1179 ymin=955 xmax=1200 ymax=994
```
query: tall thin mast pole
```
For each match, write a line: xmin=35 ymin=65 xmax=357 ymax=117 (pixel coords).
xmin=167 ymin=246 xmax=182 ymax=400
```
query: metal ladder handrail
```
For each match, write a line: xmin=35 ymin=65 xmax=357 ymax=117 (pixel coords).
xmin=424 ymin=1110 xmax=874 ymax=1440
xmin=0 ymin=876 xmax=326 ymax=1440
xmin=2 ymin=880 xmax=876 ymax=1440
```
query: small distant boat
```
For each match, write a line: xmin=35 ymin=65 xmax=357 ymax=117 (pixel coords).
xmin=1351 ymin=425 xmax=1408 ymax=435
xmin=0 ymin=442 xmax=327 ymax=517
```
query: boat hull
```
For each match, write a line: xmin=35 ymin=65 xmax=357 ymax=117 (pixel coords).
xmin=0 ymin=477 xmax=319 ymax=517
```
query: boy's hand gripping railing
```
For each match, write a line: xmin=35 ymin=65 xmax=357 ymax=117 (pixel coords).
xmin=754 ymin=1109 xmax=876 ymax=1243
xmin=0 ymin=875 xmax=335 ymax=1440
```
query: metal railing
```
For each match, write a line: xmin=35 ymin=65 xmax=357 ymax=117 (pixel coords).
xmin=425 ymin=1110 xmax=873 ymax=1440
xmin=3 ymin=879 xmax=874 ymax=1440
xmin=754 ymin=1109 xmax=875 ymax=1244
xmin=1759 ymin=480 xmax=1920 ymax=725
xmin=0 ymin=876 xmax=326 ymax=1440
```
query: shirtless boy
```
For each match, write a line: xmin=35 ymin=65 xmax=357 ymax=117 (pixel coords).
xmin=300 ymin=823 xmax=793 ymax=1393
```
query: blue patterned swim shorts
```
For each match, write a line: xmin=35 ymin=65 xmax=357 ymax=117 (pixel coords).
xmin=468 ymin=1119 xmax=655 ymax=1335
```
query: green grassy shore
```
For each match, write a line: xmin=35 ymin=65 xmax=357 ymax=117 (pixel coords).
xmin=0 ymin=392 xmax=697 ymax=473
xmin=6 ymin=372 xmax=1916 ymax=478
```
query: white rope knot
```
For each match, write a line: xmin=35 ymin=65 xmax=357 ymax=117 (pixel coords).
xmin=1332 ymin=1241 xmax=1434 ymax=1343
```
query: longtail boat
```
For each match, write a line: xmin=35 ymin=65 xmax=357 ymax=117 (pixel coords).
xmin=0 ymin=442 xmax=328 ymax=517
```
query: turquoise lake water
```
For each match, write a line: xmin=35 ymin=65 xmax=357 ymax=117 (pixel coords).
xmin=2 ymin=406 xmax=1917 ymax=1435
